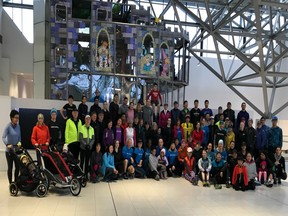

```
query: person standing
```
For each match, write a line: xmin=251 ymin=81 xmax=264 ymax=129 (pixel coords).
xmin=102 ymin=101 xmax=111 ymax=125
xmin=46 ymin=108 xmax=62 ymax=151
xmin=2 ymin=110 xmax=21 ymax=183
xmin=158 ymin=103 xmax=171 ymax=129
xmin=171 ymin=101 xmax=181 ymax=127
xmin=223 ymin=102 xmax=235 ymax=127
xmin=103 ymin=120 xmax=115 ymax=152
xmin=65 ymin=108 xmax=82 ymax=159
xmin=181 ymin=100 xmax=190 ymax=123
xmin=201 ymin=100 xmax=213 ymax=120
xmin=90 ymin=97 xmax=102 ymax=116
xmin=190 ymin=99 xmax=201 ymax=128
xmin=60 ymin=95 xmax=76 ymax=120
xmin=236 ymin=102 xmax=249 ymax=128
xmin=119 ymin=97 xmax=129 ymax=117
xmin=143 ymin=99 xmax=153 ymax=126
xmin=79 ymin=115 xmax=95 ymax=179
xmin=78 ymin=95 xmax=88 ymax=124
xmin=245 ymin=119 xmax=256 ymax=154
xmin=31 ymin=113 xmax=50 ymax=151
xmin=109 ymin=94 xmax=119 ymax=126
xmin=267 ymin=116 xmax=283 ymax=161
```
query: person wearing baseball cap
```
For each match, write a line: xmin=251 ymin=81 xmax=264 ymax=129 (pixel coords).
xmin=65 ymin=105 xmax=82 ymax=159
xmin=184 ymin=147 xmax=198 ymax=185
xmin=267 ymin=116 xmax=283 ymax=161
xmin=79 ymin=113 xmax=95 ymax=179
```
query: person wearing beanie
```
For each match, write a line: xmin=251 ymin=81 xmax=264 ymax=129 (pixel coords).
xmin=214 ymin=140 xmax=227 ymax=161
xmin=46 ymin=108 xmax=62 ymax=151
xmin=232 ymin=156 xmax=248 ymax=191
xmin=2 ymin=110 xmax=21 ymax=183
xmin=31 ymin=113 xmax=50 ymax=151
xmin=157 ymin=148 xmax=168 ymax=179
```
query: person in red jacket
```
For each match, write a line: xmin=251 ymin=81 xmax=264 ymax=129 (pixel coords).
xmin=232 ymin=156 xmax=248 ymax=191
xmin=146 ymin=83 xmax=162 ymax=106
xmin=158 ymin=103 xmax=171 ymax=129
xmin=31 ymin=113 xmax=50 ymax=151
xmin=192 ymin=122 xmax=204 ymax=147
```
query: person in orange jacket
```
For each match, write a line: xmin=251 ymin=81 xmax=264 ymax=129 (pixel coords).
xmin=31 ymin=113 xmax=50 ymax=151
xmin=184 ymin=147 xmax=198 ymax=185
xmin=177 ymin=139 xmax=187 ymax=176
xmin=232 ymin=156 xmax=248 ymax=191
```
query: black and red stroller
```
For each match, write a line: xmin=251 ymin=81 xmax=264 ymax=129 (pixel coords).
xmin=36 ymin=146 xmax=81 ymax=196
xmin=9 ymin=147 xmax=48 ymax=197
xmin=61 ymin=146 xmax=87 ymax=187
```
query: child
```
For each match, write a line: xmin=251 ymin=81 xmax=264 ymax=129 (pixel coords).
xmin=258 ymin=160 xmax=268 ymax=184
xmin=198 ymin=150 xmax=212 ymax=187
xmin=90 ymin=143 xmax=102 ymax=183
xmin=157 ymin=149 xmax=168 ymax=179
xmin=184 ymin=147 xmax=198 ymax=185
xmin=20 ymin=154 xmax=37 ymax=177
xmin=232 ymin=156 xmax=248 ymax=191
xmin=167 ymin=142 xmax=179 ymax=177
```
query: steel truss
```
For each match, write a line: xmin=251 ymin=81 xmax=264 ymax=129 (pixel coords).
xmin=143 ymin=0 xmax=288 ymax=118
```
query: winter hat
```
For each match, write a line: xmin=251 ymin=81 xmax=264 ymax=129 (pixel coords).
xmin=161 ymin=148 xmax=166 ymax=155
xmin=187 ymin=147 xmax=193 ymax=153
xmin=50 ymin=108 xmax=57 ymax=116
xmin=218 ymin=139 xmax=224 ymax=145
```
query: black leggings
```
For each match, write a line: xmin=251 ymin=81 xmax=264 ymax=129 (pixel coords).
xmin=6 ymin=151 xmax=19 ymax=184
xmin=80 ymin=149 xmax=91 ymax=176
xmin=104 ymin=167 xmax=117 ymax=181
xmin=68 ymin=142 xmax=80 ymax=159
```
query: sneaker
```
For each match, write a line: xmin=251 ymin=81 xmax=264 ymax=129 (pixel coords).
xmin=155 ymin=174 xmax=160 ymax=181
xmin=226 ymin=181 xmax=231 ymax=188
xmin=278 ymin=178 xmax=281 ymax=184
xmin=214 ymin=184 xmax=222 ymax=189
xmin=123 ymin=173 xmax=128 ymax=180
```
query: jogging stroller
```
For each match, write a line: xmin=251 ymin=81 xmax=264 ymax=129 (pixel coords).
xmin=36 ymin=146 xmax=81 ymax=196
xmin=61 ymin=148 xmax=87 ymax=187
xmin=9 ymin=147 xmax=48 ymax=197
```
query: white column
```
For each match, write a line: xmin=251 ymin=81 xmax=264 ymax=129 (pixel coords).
xmin=33 ymin=0 xmax=49 ymax=99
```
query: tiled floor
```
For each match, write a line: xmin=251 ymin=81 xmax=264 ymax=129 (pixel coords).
xmin=0 ymin=171 xmax=287 ymax=216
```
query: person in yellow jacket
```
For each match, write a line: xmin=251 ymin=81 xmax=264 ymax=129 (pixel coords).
xmin=225 ymin=125 xmax=235 ymax=150
xmin=65 ymin=108 xmax=82 ymax=159
xmin=181 ymin=115 xmax=194 ymax=142
xmin=79 ymin=115 xmax=95 ymax=179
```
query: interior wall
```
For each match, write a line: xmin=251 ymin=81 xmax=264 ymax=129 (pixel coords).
xmin=1 ymin=10 xmax=33 ymax=98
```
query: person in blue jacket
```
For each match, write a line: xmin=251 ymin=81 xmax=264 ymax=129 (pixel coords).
xmin=156 ymin=138 xmax=167 ymax=156
xmin=102 ymin=145 xmax=118 ymax=182
xmin=167 ymin=142 xmax=178 ymax=176
xmin=133 ymin=139 xmax=146 ymax=178
xmin=211 ymin=152 xmax=229 ymax=189
xmin=122 ymin=138 xmax=135 ymax=179
xmin=267 ymin=116 xmax=283 ymax=161
xmin=2 ymin=110 xmax=21 ymax=184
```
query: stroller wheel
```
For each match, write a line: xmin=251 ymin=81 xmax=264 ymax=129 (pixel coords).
xmin=81 ymin=177 xmax=87 ymax=188
xmin=36 ymin=183 xmax=48 ymax=198
xmin=69 ymin=178 xmax=81 ymax=196
xmin=9 ymin=182 xmax=18 ymax=196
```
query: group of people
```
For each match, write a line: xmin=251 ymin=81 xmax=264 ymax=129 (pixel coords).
xmin=2 ymin=84 xmax=287 ymax=191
